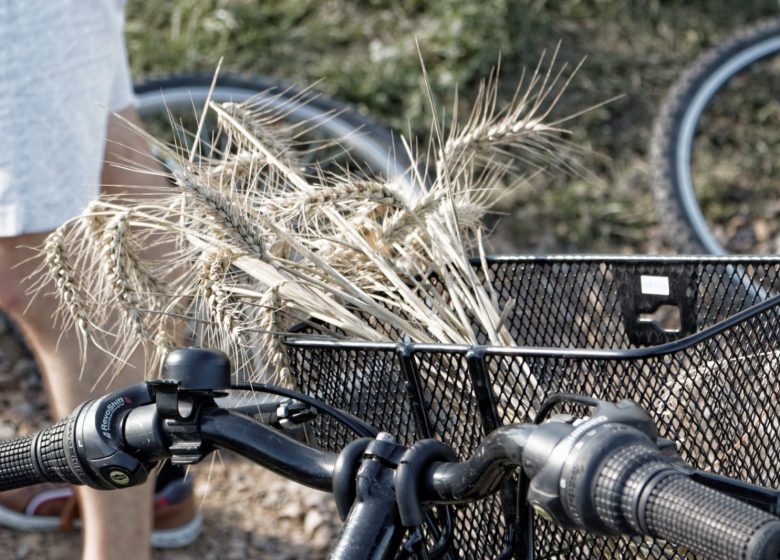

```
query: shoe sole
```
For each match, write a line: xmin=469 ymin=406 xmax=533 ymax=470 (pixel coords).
xmin=151 ymin=511 xmax=203 ymax=549
xmin=0 ymin=504 xmax=203 ymax=549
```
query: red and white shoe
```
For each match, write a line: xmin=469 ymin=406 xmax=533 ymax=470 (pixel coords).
xmin=0 ymin=474 xmax=202 ymax=549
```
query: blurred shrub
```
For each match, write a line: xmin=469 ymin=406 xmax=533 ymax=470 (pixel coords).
xmin=126 ymin=0 xmax=519 ymax=134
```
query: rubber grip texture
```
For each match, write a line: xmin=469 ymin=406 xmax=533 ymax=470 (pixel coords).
xmin=0 ymin=434 xmax=43 ymax=491
xmin=594 ymin=444 xmax=780 ymax=560
xmin=592 ymin=444 xmax=666 ymax=533
xmin=0 ymin=417 xmax=86 ymax=491
xmin=644 ymin=474 xmax=780 ymax=560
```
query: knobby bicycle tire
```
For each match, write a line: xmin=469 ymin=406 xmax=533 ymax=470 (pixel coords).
xmin=133 ymin=72 xmax=416 ymax=190
xmin=650 ymin=18 xmax=780 ymax=254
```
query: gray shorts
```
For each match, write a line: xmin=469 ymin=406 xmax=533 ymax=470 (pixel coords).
xmin=0 ymin=0 xmax=136 ymax=236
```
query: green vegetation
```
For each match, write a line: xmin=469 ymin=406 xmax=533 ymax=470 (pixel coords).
xmin=126 ymin=0 xmax=779 ymax=253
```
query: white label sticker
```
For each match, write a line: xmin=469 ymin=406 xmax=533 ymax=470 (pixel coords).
xmin=640 ymin=275 xmax=670 ymax=296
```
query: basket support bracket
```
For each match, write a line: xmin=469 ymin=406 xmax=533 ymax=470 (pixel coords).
xmin=397 ymin=344 xmax=434 ymax=439
xmin=465 ymin=347 xmax=501 ymax=433
xmin=466 ymin=347 xmax=525 ymax=558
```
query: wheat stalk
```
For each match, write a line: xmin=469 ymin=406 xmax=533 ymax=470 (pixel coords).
xmin=99 ymin=211 xmax=177 ymax=365
xmin=39 ymin=228 xmax=92 ymax=357
xmin=36 ymin=55 xmax=587 ymax=419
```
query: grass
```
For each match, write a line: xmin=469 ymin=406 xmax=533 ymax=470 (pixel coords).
xmin=125 ymin=0 xmax=780 ymax=253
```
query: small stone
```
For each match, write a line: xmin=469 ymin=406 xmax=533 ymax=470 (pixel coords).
xmin=310 ymin=525 xmax=334 ymax=549
xmin=15 ymin=544 xmax=30 ymax=559
xmin=11 ymin=358 xmax=37 ymax=380
xmin=755 ymin=220 xmax=771 ymax=242
xmin=302 ymin=491 xmax=328 ymax=508
xmin=278 ymin=501 xmax=303 ymax=519
xmin=303 ymin=509 xmax=325 ymax=536
xmin=0 ymin=422 xmax=17 ymax=440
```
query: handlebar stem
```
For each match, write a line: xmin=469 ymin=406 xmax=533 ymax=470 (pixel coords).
xmin=329 ymin=434 xmax=407 ymax=560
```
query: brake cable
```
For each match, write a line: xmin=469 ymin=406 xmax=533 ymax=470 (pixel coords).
xmin=230 ymin=382 xmax=379 ymax=438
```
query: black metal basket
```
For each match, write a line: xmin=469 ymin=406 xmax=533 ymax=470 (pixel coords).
xmin=285 ymin=256 xmax=780 ymax=559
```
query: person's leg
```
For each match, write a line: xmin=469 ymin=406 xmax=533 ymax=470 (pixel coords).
xmin=0 ymin=106 xmax=168 ymax=560
xmin=0 ymin=231 xmax=155 ymax=560
xmin=102 ymin=107 xmax=167 ymax=197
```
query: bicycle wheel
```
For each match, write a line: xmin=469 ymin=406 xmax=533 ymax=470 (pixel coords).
xmin=651 ymin=19 xmax=780 ymax=254
xmin=133 ymin=72 xmax=416 ymax=189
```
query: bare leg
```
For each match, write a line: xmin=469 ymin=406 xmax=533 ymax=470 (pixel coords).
xmin=0 ymin=106 xmax=168 ymax=560
xmin=0 ymin=235 xmax=155 ymax=560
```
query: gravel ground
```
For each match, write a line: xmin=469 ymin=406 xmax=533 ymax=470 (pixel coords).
xmin=0 ymin=317 xmax=341 ymax=559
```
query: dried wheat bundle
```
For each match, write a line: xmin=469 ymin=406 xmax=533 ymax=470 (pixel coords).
xmin=33 ymin=54 xmax=582 ymax=414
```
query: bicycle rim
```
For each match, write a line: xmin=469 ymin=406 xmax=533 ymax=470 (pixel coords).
xmin=674 ymin=34 xmax=780 ymax=255
xmin=134 ymin=76 xmax=417 ymax=192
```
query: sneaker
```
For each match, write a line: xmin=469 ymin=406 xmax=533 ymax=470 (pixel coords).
xmin=0 ymin=469 xmax=202 ymax=549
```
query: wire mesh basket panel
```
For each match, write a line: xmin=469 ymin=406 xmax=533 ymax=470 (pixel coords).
xmin=285 ymin=256 xmax=780 ymax=559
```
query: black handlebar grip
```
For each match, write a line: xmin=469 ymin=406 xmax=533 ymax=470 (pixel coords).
xmin=0 ymin=434 xmax=46 ymax=491
xmin=593 ymin=444 xmax=780 ymax=560
xmin=643 ymin=474 xmax=780 ymax=560
xmin=0 ymin=411 xmax=95 ymax=492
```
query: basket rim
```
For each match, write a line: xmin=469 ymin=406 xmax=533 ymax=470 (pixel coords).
xmin=285 ymin=291 xmax=780 ymax=361
xmin=478 ymin=254 xmax=780 ymax=264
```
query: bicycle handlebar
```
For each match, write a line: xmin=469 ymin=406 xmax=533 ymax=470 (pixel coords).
xmin=198 ymin=408 xmax=336 ymax=491
xmin=0 ymin=389 xmax=339 ymax=495
xmin=421 ymin=400 xmax=780 ymax=560
xmin=0 ymin=348 xmax=778 ymax=560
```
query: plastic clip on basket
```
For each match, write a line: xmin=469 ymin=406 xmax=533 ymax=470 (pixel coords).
xmin=284 ymin=256 xmax=780 ymax=559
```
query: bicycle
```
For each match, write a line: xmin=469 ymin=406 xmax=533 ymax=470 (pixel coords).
xmin=3 ymin=255 xmax=780 ymax=559
xmin=651 ymin=18 xmax=780 ymax=255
